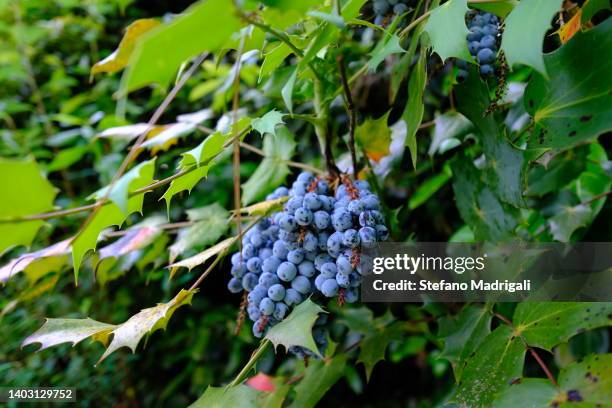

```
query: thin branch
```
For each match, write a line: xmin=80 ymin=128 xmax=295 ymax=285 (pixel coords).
xmin=337 ymin=55 xmax=358 ymax=178
xmin=229 ymin=339 xmax=271 ymax=387
xmin=231 ymin=37 xmax=246 ymax=259
xmin=528 ymin=347 xmax=559 ymax=387
xmin=399 ymin=9 xmax=431 ymax=38
xmin=581 ymin=190 xmax=612 ymax=206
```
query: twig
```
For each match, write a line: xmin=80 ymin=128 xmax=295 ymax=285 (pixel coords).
xmin=337 ymin=55 xmax=358 ymax=178
xmin=239 ymin=142 xmax=325 ymax=174
xmin=399 ymin=10 xmax=431 ymax=38
xmin=528 ymin=347 xmax=558 ymax=387
xmin=229 ymin=339 xmax=271 ymax=387
xmin=581 ymin=190 xmax=612 ymax=206
xmin=231 ymin=38 xmax=246 ymax=258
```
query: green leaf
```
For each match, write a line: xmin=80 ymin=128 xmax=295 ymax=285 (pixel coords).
xmin=169 ymin=203 xmax=229 ymax=262
xmin=408 ymin=165 xmax=452 ymax=210
xmin=92 ymin=159 xmax=156 ymax=216
xmin=451 ymin=156 xmax=518 ymax=241
xmin=452 ymin=325 xmax=526 ymax=408
xmin=22 ymin=318 xmax=115 ymax=351
xmin=259 ymin=43 xmax=293 ymax=82
xmin=514 ymin=302 xmax=612 ymax=351
xmin=524 ymin=18 xmax=612 ymax=150
xmin=438 ymin=305 xmax=492 ymax=382
xmin=251 ymin=110 xmax=285 ymax=137
xmin=492 ymin=354 xmax=612 ymax=407
xmin=122 ymin=0 xmax=242 ymax=92
xmin=548 ymin=204 xmax=592 ymax=242
xmin=161 ymin=124 xmax=244 ymax=211
xmin=288 ymin=355 xmax=347 ymax=408
xmin=402 ymin=51 xmax=426 ymax=168
xmin=189 ymin=385 xmax=267 ymax=408
xmin=456 ymin=71 xmax=526 ymax=208
xmin=526 ymin=149 xmax=586 ymax=197
xmin=501 ymin=0 xmax=562 ymax=76
xmin=581 ymin=0 xmax=611 ymax=23
xmin=0 ymin=157 xmax=58 ymax=255
xmin=46 ymin=145 xmax=90 ymax=172
xmin=428 ymin=111 xmax=472 ymax=156
xmin=339 ymin=308 xmax=401 ymax=380
xmin=559 ymin=353 xmax=612 ymax=405
xmin=281 ymin=67 xmax=298 ymax=113
xmin=470 ymin=0 xmax=517 ymax=18
xmin=491 ymin=379 xmax=557 ymax=408
xmin=91 ymin=19 xmax=161 ymax=76
xmin=265 ymin=298 xmax=325 ymax=357
xmin=72 ymin=159 xmax=156 ymax=280
xmin=242 ymin=127 xmax=296 ymax=205
xmin=367 ymin=34 xmax=405 ymax=72
xmin=424 ymin=0 xmax=472 ymax=62
xmin=355 ymin=112 xmax=391 ymax=162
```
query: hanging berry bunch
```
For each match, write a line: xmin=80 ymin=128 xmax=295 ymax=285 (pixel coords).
xmin=457 ymin=10 xmax=501 ymax=81
xmin=226 ymin=171 xmax=388 ymax=357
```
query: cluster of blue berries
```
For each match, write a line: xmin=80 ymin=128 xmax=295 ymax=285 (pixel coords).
xmin=373 ymin=0 xmax=409 ymax=26
xmin=457 ymin=11 xmax=500 ymax=80
xmin=226 ymin=171 xmax=389 ymax=354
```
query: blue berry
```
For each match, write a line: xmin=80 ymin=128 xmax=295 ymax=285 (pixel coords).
xmin=373 ymin=0 xmax=389 ymax=15
xmin=336 ymin=255 xmax=352 ymax=275
xmin=284 ymin=288 xmax=302 ymax=306
xmin=287 ymin=249 xmax=305 ymax=264
xmin=268 ymin=284 xmax=286 ymax=301
xmin=248 ymin=304 xmax=261 ymax=321
xmin=242 ymin=273 xmax=259 ymax=291
xmin=315 ymin=253 xmax=333 ymax=270
xmin=393 ymin=3 xmax=408 ymax=14
xmin=303 ymin=192 xmax=322 ymax=210
xmin=246 ymin=257 xmax=262 ymax=273
xmin=336 ymin=273 xmax=350 ymax=288
xmin=477 ymin=48 xmax=495 ymax=64
xmin=359 ymin=226 xmax=377 ymax=246
xmin=375 ymin=224 xmax=390 ymax=241
xmin=228 ymin=277 xmax=243 ymax=293
xmin=247 ymin=286 xmax=267 ymax=306
xmin=314 ymin=274 xmax=327 ymax=291
xmin=297 ymin=171 xmax=314 ymax=184
xmin=294 ymin=207 xmax=314 ymax=226
xmin=298 ymin=260 xmax=316 ymax=277
xmin=321 ymin=279 xmax=339 ymax=297
xmin=272 ymin=240 xmax=289 ymax=259
xmin=259 ymin=272 xmax=279 ymax=288
xmin=273 ymin=302 xmax=289 ymax=320
xmin=253 ymin=320 xmax=265 ymax=338
xmin=332 ymin=208 xmax=353 ymax=231
xmin=345 ymin=288 xmax=359 ymax=303
xmin=286 ymin=196 xmax=303 ymax=213
xmin=342 ymin=229 xmax=360 ymax=248
xmin=320 ymin=262 xmax=337 ymax=278
xmin=347 ymin=199 xmax=364 ymax=215
xmin=303 ymin=232 xmax=318 ymax=251
xmin=231 ymin=263 xmax=246 ymax=278
xmin=327 ymin=231 xmax=343 ymax=253
xmin=292 ymin=275 xmax=312 ymax=294
xmin=277 ymin=261 xmax=297 ymax=281
xmin=361 ymin=194 xmax=380 ymax=210
xmin=480 ymin=35 xmax=496 ymax=49
xmin=480 ymin=64 xmax=494 ymax=76
xmin=259 ymin=297 xmax=275 ymax=315
xmin=314 ymin=211 xmax=331 ymax=230
xmin=262 ymin=256 xmax=281 ymax=273
xmin=279 ymin=214 xmax=297 ymax=231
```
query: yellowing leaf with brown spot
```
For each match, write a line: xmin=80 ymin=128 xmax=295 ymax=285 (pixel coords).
xmin=91 ymin=19 xmax=160 ymax=76
xmin=355 ymin=112 xmax=391 ymax=162
xmin=557 ymin=9 xmax=582 ymax=44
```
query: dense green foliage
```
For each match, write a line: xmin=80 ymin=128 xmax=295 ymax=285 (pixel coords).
xmin=0 ymin=0 xmax=610 ymax=406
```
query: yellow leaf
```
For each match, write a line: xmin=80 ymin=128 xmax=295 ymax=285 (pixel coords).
xmin=91 ymin=18 xmax=160 ymax=77
xmin=557 ymin=9 xmax=582 ymax=44
xmin=355 ymin=112 xmax=392 ymax=162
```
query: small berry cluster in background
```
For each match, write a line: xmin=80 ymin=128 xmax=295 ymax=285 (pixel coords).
xmin=457 ymin=10 xmax=500 ymax=81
